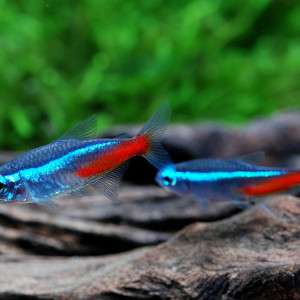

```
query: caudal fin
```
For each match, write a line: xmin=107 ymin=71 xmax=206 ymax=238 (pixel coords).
xmin=138 ymin=103 xmax=173 ymax=170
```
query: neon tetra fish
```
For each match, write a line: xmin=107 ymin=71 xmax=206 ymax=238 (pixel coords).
xmin=155 ymin=152 xmax=298 ymax=209
xmin=0 ymin=103 xmax=172 ymax=207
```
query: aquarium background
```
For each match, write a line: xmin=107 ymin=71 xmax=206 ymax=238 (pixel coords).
xmin=0 ymin=0 xmax=300 ymax=149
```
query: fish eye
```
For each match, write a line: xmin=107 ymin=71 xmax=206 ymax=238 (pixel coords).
xmin=163 ymin=176 xmax=176 ymax=186
xmin=0 ymin=182 xmax=7 ymax=193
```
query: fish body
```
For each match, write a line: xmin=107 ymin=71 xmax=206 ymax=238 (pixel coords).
xmin=155 ymin=153 xmax=297 ymax=206
xmin=0 ymin=103 xmax=172 ymax=206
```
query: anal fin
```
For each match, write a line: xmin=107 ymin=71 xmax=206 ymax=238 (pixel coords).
xmin=32 ymin=198 xmax=59 ymax=210
xmin=78 ymin=161 xmax=130 ymax=203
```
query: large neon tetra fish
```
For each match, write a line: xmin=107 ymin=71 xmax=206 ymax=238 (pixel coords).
xmin=0 ymin=103 xmax=172 ymax=207
xmin=155 ymin=152 xmax=298 ymax=210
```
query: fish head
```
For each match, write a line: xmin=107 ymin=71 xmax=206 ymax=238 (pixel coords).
xmin=0 ymin=175 xmax=27 ymax=203
xmin=155 ymin=166 xmax=189 ymax=196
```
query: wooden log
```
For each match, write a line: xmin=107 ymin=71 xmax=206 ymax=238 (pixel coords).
xmin=0 ymin=195 xmax=298 ymax=299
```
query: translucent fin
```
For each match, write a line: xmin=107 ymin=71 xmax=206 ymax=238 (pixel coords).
xmin=69 ymin=185 xmax=95 ymax=197
xmin=259 ymin=204 xmax=278 ymax=218
xmin=116 ymin=133 xmax=128 ymax=139
xmin=234 ymin=152 xmax=265 ymax=165
xmin=230 ymin=198 xmax=278 ymax=218
xmin=32 ymin=198 xmax=59 ymax=210
xmin=78 ymin=161 xmax=129 ymax=203
xmin=138 ymin=103 xmax=173 ymax=170
xmin=192 ymin=194 xmax=210 ymax=212
xmin=227 ymin=200 xmax=251 ymax=210
xmin=57 ymin=115 xmax=97 ymax=141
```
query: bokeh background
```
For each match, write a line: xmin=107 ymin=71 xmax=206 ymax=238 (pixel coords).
xmin=1 ymin=0 xmax=300 ymax=150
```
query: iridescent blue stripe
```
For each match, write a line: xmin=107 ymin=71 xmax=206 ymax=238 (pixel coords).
xmin=175 ymin=170 xmax=286 ymax=182
xmin=6 ymin=141 xmax=118 ymax=183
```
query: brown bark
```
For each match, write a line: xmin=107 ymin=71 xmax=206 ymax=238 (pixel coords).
xmin=0 ymin=195 xmax=298 ymax=299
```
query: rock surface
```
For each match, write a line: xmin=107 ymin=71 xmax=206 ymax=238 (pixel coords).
xmin=0 ymin=111 xmax=300 ymax=299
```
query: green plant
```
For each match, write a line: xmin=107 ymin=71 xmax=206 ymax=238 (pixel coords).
xmin=0 ymin=0 xmax=299 ymax=150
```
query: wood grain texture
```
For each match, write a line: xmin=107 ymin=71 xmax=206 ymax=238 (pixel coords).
xmin=0 ymin=195 xmax=298 ymax=299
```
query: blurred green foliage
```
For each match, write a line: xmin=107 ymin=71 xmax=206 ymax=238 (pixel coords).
xmin=0 ymin=0 xmax=300 ymax=149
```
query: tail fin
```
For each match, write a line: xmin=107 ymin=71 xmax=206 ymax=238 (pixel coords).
xmin=138 ymin=103 xmax=173 ymax=170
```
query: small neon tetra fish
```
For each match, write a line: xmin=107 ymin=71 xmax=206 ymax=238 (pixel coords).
xmin=155 ymin=152 xmax=299 ymax=210
xmin=0 ymin=103 xmax=172 ymax=207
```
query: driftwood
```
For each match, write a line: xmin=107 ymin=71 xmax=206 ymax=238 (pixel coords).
xmin=0 ymin=111 xmax=299 ymax=298
xmin=0 ymin=186 xmax=238 ymax=257
xmin=0 ymin=195 xmax=298 ymax=299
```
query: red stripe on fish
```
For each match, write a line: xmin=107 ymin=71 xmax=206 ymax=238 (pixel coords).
xmin=241 ymin=171 xmax=300 ymax=196
xmin=75 ymin=134 xmax=148 ymax=178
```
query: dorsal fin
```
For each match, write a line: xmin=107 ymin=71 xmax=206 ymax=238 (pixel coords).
xmin=57 ymin=115 xmax=97 ymax=141
xmin=116 ymin=133 xmax=128 ymax=139
xmin=234 ymin=152 xmax=265 ymax=166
